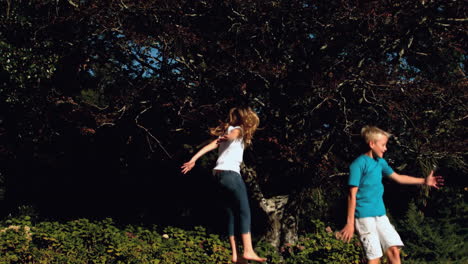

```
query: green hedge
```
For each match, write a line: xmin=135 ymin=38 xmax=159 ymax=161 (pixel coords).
xmin=13 ymin=214 xmax=464 ymax=264
xmin=280 ymin=220 xmax=364 ymax=264
xmin=0 ymin=217 xmax=365 ymax=263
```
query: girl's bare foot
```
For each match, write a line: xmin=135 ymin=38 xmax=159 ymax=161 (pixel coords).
xmin=243 ymin=252 xmax=266 ymax=263
xmin=234 ymin=256 xmax=249 ymax=264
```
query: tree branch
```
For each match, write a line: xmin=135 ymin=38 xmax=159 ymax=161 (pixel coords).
xmin=135 ymin=106 xmax=173 ymax=159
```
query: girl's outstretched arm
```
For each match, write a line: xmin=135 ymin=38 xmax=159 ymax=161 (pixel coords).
xmin=181 ymin=139 xmax=219 ymax=174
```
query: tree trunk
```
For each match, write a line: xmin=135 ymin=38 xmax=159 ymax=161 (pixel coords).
xmin=242 ymin=165 xmax=298 ymax=248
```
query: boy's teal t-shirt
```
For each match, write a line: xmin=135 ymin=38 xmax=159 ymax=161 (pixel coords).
xmin=348 ymin=155 xmax=394 ymax=218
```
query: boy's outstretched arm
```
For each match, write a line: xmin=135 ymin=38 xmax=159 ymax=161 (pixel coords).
xmin=339 ymin=186 xmax=358 ymax=243
xmin=181 ymin=139 xmax=219 ymax=174
xmin=389 ymin=170 xmax=444 ymax=189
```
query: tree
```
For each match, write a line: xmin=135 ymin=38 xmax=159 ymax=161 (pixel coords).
xmin=0 ymin=0 xmax=466 ymax=252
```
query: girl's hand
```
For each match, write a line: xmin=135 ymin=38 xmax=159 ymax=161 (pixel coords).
xmin=217 ymin=135 xmax=228 ymax=143
xmin=217 ymin=128 xmax=241 ymax=143
xmin=181 ymin=161 xmax=195 ymax=174
xmin=425 ymin=170 xmax=444 ymax=189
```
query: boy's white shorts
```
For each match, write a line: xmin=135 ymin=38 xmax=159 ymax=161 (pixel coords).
xmin=355 ymin=215 xmax=404 ymax=260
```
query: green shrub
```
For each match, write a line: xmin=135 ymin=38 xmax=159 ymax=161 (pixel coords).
xmin=0 ymin=218 xmax=232 ymax=263
xmin=155 ymin=226 xmax=230 ymax=264
xmin=397 ymin=201 xmax=468 ymax=263
xmin=31 ymin=218 xmax=161 ymax=263
xmin=253 ymin=239 xmax=283 ymax=264
xmin=0 ymin=217 xmax=365 ymax=263
xmin=0 ymin=225 xmax=32 ymax=263
xmin=281 ymin=219 xmax=364 ymax=264
xmin=0 ymin=216 xmax=33 ymax=263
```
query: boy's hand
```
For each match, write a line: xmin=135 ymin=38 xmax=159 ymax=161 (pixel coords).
xmin=425 ymin=170 xmax=444 ymax=189
xmin=181 ymin=160 xmax=195 ymax=174
xmin=338 ymin=223 xmax=355 ymax=243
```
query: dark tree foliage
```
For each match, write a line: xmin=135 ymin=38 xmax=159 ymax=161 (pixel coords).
xmin=0 ymin=0 xmax=466 ymax=252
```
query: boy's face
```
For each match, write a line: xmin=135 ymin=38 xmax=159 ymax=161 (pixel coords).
xmin=369 ymin=135 xmax=388 ymax=158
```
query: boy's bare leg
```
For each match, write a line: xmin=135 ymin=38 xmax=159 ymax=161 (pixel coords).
xmin=368 ymin=258 xmax=380 ymax=264
xmin=241 ymin=232 xmax=266 ymax=262
xmin=385 ymin=246 xmax=401 ymax=264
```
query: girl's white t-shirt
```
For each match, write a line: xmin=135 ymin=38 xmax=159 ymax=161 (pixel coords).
xmin=213 ymin=126 xmax=244 ymax=173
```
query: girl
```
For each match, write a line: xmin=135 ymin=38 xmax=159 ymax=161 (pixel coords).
xmin=181 ymin=107 xmax=266 ymax=264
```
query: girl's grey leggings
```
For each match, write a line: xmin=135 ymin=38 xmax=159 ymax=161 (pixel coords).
xmin=215 ymin=170 xmax=251 ymax=236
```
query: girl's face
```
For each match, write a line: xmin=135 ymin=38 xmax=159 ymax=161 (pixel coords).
xmin=369 ymin=135 xmax=388 ymax=158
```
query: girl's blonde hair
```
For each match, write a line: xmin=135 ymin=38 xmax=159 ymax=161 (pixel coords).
xmin=210 ymin=107 xmax=260 ymax=146
xmin=361 ymin=125 xmax=392 ymax=143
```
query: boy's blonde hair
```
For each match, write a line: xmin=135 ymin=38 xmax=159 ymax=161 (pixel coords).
xmin=361 ymin=125 xmax=392 ymax=143
xmin=210 ymin=107 xmax=260 ymax=146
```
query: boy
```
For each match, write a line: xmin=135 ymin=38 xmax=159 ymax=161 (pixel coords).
xmin=339 ymin=126 xmax=443 ymax=264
